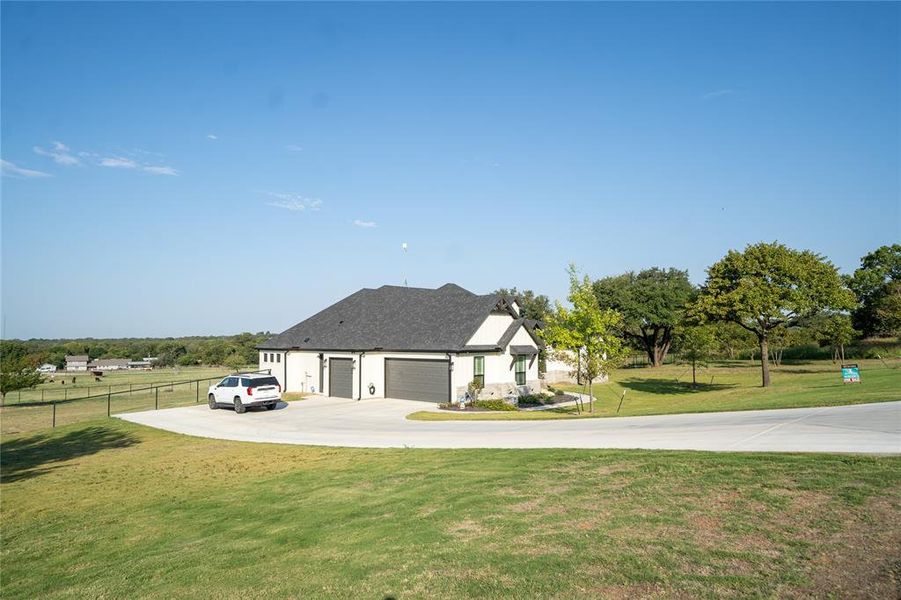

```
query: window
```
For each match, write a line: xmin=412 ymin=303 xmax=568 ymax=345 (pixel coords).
xmin=240 ymin=378 xmax=252 ymax=387
xmin=263 ymin=353 xmax=268 ymax=362
xmin=276 ymin=353 xmax=281 ymax=363
xmin=224 ymin=377 xmax=239 ymax=387
xmin=473 ymin=356 xmax=484 ymax=387
xmin=515 ymin=355 xmax=527 ymax=386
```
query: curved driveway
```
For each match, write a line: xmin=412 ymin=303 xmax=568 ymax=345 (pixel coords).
xmin=117 ymin=396 xmax=901 ymax=454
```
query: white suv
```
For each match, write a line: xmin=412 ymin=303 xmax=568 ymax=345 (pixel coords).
xmin=208 ymin=373 xmax=282 ymax=413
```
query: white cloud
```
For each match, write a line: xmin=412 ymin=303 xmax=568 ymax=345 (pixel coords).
xmin=142 ymin=165 xmax=179 ymax=176
xmin=207 ymin=134 xmax=218 ymax=140
xmin=353 ymin=219 xmax=377 ymax=228
xmin=33 ymin=141 xmax=80 ymax=166
xmin=99 ymin=156 xmax=178 ymax=175
xmin=1 ymin=159 xmax=52 ymax=178
xmin=702 ymin=89 xmax=735 ymax=99
xmin=100 ymin=156 xmax=139 ymax=169
xmin=285 ymin=144 xmax=303 ymax=152
xmin=263 ymin=192 xmax=322 ymax=212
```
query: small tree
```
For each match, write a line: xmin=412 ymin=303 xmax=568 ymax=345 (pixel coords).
xmin=467 ymin=378 xmax=484 ymax=402
xmin=817 ymin=314 xmax=857 ymax=363
xmin=696 ymin=242 xmax=854 ymax=387
xmin=224 ymin=350 xmax=245 ymax=373
xmin=541 ymin=265 xmax=626 ymax=412
xmin=0 ymin=342 xmax=44 ymax=402
xmin=677 ymin=326 xmax=717 ymax=388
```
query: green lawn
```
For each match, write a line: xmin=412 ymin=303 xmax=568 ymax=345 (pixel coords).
xmin=409 ymin=358 xmax=901 ymax=421
xmin=1 ymin=420 xmax=899 ymax=598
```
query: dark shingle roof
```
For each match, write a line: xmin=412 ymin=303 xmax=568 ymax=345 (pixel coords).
xmin=259 ymin=284 xmax=516 ymax=352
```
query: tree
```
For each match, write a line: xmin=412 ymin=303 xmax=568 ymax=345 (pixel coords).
xmin=845 ymin=244 xmax=901 ymax=337
xmin=696 ymin=242 xmax=854 ymax=387
xmin=492 ymin=288 xmax=551 ymax=322
xmin=541 ymin=265 xmax=626 ymax=412
xmin=0 ymin=341 xmax=44 ymax=402
xmin=711 ymin=321 xmax=757 ymax=360
xmin=593 ymin=268 xmax=695 ymax=367
xmin=676 ymin=326 xmax=716 ymax=388
xmin=816 ymin=314 xmax=857 ymax=363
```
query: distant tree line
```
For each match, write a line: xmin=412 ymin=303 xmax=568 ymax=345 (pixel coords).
xmin=0 ymin=332 xmax=269 ymax=373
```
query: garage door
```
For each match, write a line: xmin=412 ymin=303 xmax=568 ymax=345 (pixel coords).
xmin=329 ymin=358 xmax=353 ymax=399
xmin=385 ymin=358 xmax=449 ymax=403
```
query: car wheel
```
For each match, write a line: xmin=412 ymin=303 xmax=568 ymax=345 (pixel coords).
xmin=266 ymin=402 xmax=277 ymax=410
xmin=208 ymin=394 xmax=217 ymax=409
xmin=234 ymin=397 xmax=246 ymax=414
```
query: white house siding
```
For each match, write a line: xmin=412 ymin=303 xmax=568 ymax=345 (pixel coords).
xmin=465 ymin=311 xmax=514 ymax=345
xmin=453 ymin=325 xmax=541 ymax=400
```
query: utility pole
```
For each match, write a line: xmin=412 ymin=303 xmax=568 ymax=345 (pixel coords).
xmin=402 ymin=242 xmax=408 ymax=286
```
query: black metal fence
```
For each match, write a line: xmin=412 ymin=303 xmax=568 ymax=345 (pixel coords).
xmin=0 ymin=375 xmax=234 ymax=436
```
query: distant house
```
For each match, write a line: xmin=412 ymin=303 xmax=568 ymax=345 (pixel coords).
xmin=258 ymin=284 xmax=543 ymax=402
xmin=87 ymin=358 xmax=130 ymax=371
xmin=143 ymin=357 xmax=159 ymax=363
xmin=128 ymin=360 xmax=153 ymax=370
xmin=37 ymin=363 xmax=57 ymax=374
xmin=65 ymin=355 xmax=89 ymax=372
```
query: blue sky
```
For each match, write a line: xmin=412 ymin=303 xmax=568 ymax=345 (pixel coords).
xmin=2 ymin=2 xmax=899 ymax=339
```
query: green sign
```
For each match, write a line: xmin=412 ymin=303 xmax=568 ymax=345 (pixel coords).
xmin=841 ymin=364 xmax=861 ymax=384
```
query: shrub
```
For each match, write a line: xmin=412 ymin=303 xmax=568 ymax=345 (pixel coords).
xmin=517 ymin=393 xmax=556 ymax=406
xmin=474 ymin=399 xmax=517 ymax=411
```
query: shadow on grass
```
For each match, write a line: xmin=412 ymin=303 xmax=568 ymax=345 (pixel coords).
xmin=1 ymin=425 xmax=139 ymax=483
xmin=619 ymin=378 xmax=737 ymax=395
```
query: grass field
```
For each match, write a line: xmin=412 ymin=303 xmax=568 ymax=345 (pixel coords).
xmin=1 ymin=419 xmax=899 ymax=598
xmin=0 ymin=367 xmax=243 ymax=436
xmin=6 ymin=366 xmax=239 ymax=404
xmin=409 ymin=358 xmax=901 ymax=421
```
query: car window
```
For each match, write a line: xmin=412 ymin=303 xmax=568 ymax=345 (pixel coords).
xmin=225 ymin=377 xmax=239 ymax=387
xmin=240 ymin=378 xmax=251 ymax=387
xmin=251 ymin=376 xmax=279 ymax=387
xmin=218 ymin=378 xmax=230 ymax=387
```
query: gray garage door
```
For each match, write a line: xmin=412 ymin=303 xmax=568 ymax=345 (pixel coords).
xmin=385 ymin=358 xmax=449 ymax=403
xmin=329 ymin=358 xmax=353 ymax=399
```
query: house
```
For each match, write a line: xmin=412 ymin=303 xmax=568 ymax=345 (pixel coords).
xmin=128 ymin=360 xmax=154 ymax=370
xmin=87 ymin=358 xmax=130 ymax=371
xmin=37 ymin=363 xmax=57 ymax=374
xmin=65 ymin=355 xmax=89 ymax=371
xmin=257 ymin=284 xmax=544 ymax=403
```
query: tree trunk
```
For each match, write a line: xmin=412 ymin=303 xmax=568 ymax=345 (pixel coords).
xmin=759 ymin=336 xmax=771 ymax=387
xmin=840 ymin=344 xmax=845 ymax=363
xmin=691 ymin=360 xmax=697 ymax=388
xmin=588 ymin=379 xmax=594 ymax=413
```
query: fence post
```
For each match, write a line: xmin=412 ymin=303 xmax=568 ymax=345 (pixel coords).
xmin=108 ymin=384 xmax=111 ymax=396
xmin=107 ymin=392 xmax=111 ymax=417
xmin=196 ymin=381 xmax=199 ymax=403
xmin=52 ymin=401 xmax=56 ymax=428
xmin=155 ymin=387 xmax=159 ymax=410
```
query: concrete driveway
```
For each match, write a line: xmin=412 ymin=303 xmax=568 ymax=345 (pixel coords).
xmin=116 ymin=396 xmax=901 ymax=453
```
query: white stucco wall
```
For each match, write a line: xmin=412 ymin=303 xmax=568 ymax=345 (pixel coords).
xmin=465 ymin=311 xmax=514 ymax=345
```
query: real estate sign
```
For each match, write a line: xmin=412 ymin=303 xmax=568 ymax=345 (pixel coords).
xmin=841 ymin=364 xmax=861 ymax=384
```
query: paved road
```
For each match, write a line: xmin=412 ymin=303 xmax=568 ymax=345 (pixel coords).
xmin=117 ymin=396 xmax=901 ymax=453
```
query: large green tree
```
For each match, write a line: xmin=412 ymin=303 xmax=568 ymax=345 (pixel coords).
xmin=541 ymin=266 xmax=626 ymax=413
xmin=0 ymin=341 xmax=44 ymax=402
xmin=492 ymin=288 xmax=551 ymax=322
xmin=593 ymin=268 xmax=695 ymax=367
xmin=845 ymin=244 xmax=901 ymax=337
xmin=696 ymin=242 xmax=853 ymax=387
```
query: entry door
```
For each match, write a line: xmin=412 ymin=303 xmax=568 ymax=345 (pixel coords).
xmin=384 ymin=358 xmax=450 ymax=403
xmin=329 ymin=358 xmax=353 ymax=398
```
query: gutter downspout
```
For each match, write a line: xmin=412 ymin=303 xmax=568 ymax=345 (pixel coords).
xmin=357 ymin=352 xmax=365 ymax=401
